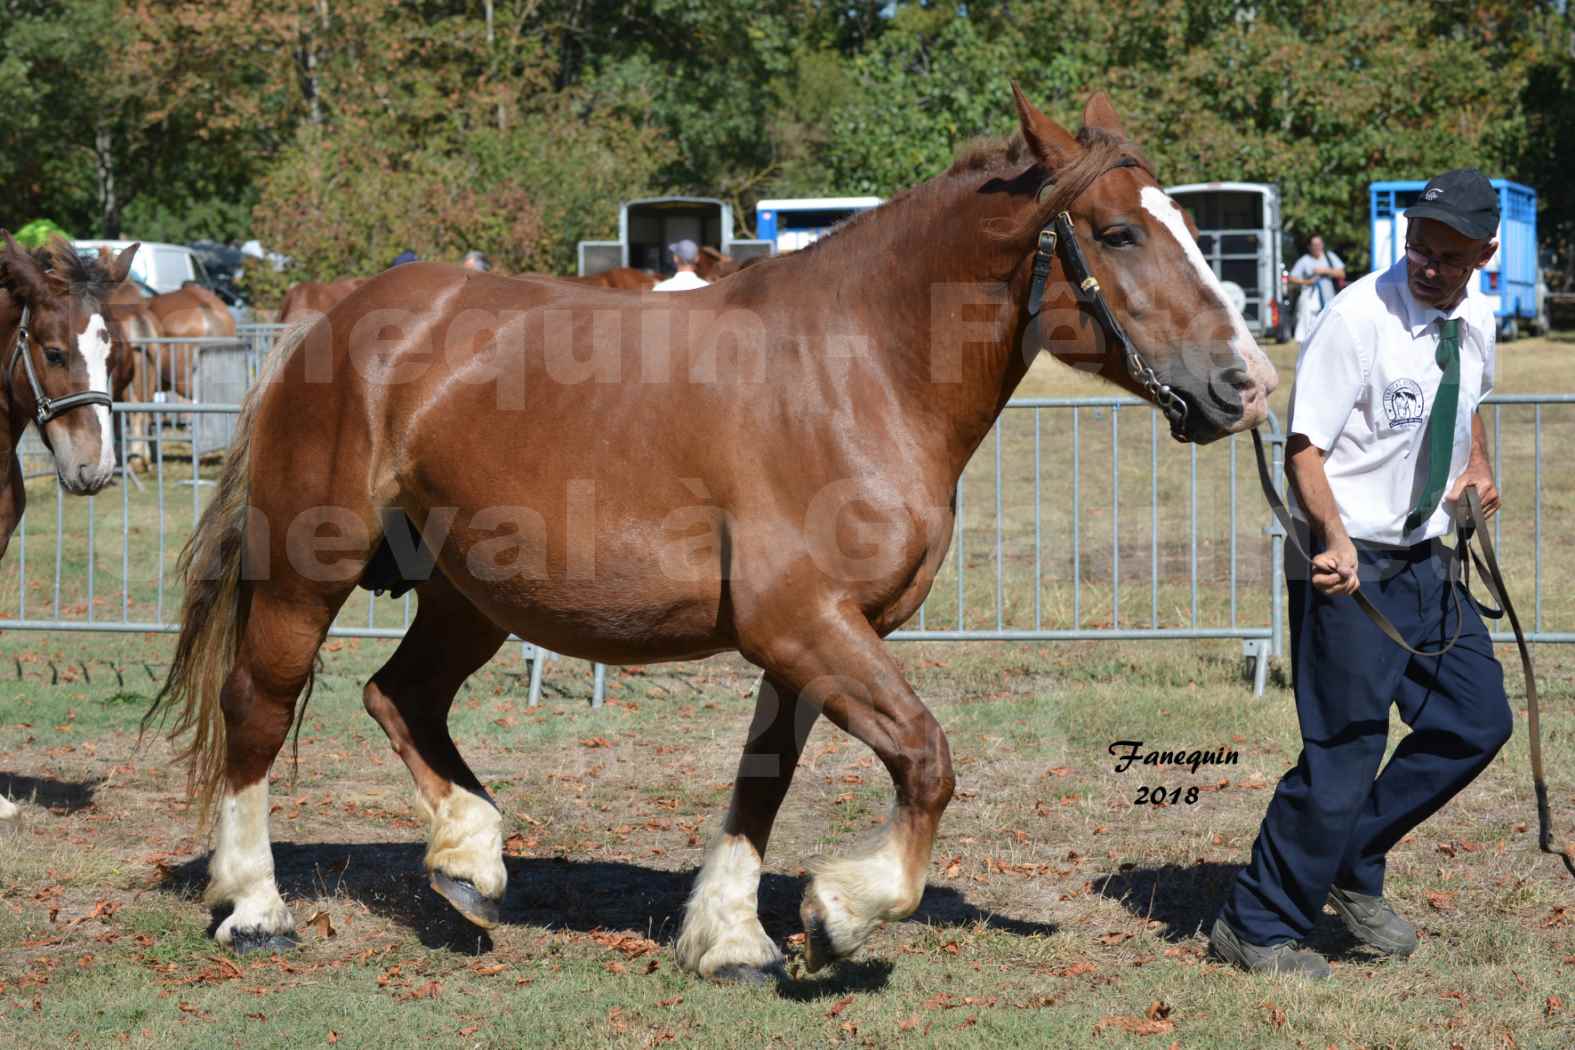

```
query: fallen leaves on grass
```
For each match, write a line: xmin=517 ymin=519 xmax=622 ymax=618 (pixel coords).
xmin=304 ymin=911 xmax=336 ymax=939
xmin=1426 ymin=891 xmax=1457 ymax=912
xmin=1093 ymin=1010 xmax=1174 ymax=1037
xmin=827 ymin=995 xmax=854 ymax=1018
xmin=1261 ymin=1000 xmax=1286 ymax=1029
xmin=588 ymin=930 xmax=659 ymax=958
xmin=472 ymin=963 xmax=506 ymax=976
xmin=1099 ymin=931 xmax=1134 ymax=946
xmin=578 ymin=737 xmax=613 ymax=749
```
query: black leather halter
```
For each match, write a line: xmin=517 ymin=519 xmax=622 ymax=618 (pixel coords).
xmin=7 ymin=304 xmax=115 ymax=427
xmin=1026 ymin=210 xmax=1191 ymax=442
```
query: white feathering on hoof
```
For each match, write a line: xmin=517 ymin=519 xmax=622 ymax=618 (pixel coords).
xmin=418 ymin=786 xmax=506 ymax=900
xmin=206 ymin=781 xmax=294 ymax=944
xmin=675 ymin=835 xmax=782 ymax=977
xmin=801 ymin=825 xmax=925 ymax=968
xmin=0 ymin=794 xmax=18 ymax=820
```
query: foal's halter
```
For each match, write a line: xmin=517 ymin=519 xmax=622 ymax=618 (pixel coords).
xmin=1026 ymin=210 xmax=1191 ymax=442
xmin=6 ymin=304 xmax=114 ymax=427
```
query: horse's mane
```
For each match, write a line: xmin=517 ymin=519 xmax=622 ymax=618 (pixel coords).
xmin=0 ymin=239 xmax=117 ymax=305
xmin=777 ymin=126 xmax=1151 ymax=261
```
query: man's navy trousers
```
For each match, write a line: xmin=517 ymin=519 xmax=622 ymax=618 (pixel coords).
xmin=1222 ymin=537 xmax=1512 ymax=946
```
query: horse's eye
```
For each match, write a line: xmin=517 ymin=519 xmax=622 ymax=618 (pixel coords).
xmin=1101 ymin=226 xmax=1138 ymax=248
xmin=44 ymin=347 xmax=68 ymax=368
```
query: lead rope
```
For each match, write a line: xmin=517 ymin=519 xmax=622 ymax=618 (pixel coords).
xmin=1253 ymin=429 xmax=1573 ymax=879
xmin=1458 ymin=486 xmax=1575 ymax=878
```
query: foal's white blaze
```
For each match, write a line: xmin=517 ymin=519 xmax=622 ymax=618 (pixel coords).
xmin=675 ymin=834 xmax=781 ymax=976
xmin=80 ymin=312 xmax=116 ymax=477
xmin=1139 ymin=186 xmax=1278 ymax=423
xmin=418 ymin=786 xmax=506 ymax=900
xmin=207 ymin=780 xmax=294 ymax=943
xmin=46 ymin=312 xmax=117 ymax=488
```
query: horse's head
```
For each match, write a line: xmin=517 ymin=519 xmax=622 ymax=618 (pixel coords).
xmin=1012 ymin=87 xmax=1278 ymax=443
xmin=1 ymin=233 xmax=137 ymax=493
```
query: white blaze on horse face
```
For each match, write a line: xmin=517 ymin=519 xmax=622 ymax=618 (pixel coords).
xmin=1138 ymin=186 xmax=1278 ymax=417
xmin=80 ymin=312 xmax=116 ymax=476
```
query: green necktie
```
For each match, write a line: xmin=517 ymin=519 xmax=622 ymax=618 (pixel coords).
xmin=1405 ymin=317 xmax=1461 ymax=533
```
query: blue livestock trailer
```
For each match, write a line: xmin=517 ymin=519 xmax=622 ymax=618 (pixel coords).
xmin=1370 ymin=179 xmax=1540 ymax=337
xmin=754 ymin=197 xmax=883 ymax=254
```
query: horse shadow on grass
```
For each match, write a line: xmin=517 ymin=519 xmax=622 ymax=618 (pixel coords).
xmin=160 ymin=841 xmax=1058 ymax=998
xmin=1092 ymin=862 xmax=1391 ymax=963
xmin=0 ymin=771 xmax=103 ymax=813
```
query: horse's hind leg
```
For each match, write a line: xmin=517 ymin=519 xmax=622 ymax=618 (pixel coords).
xmin=737 ymin=609 xmax=954 ymax=972
xmin=208 ymin=583 xmax=351 ymax=952
xmin=361 ymin=575 xmax=508 ymax=926
xmin=676 ymin=673 xmax=818 ymax=980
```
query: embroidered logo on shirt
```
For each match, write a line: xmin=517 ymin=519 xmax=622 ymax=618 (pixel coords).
xmin=1382 ymin=379 xmax=1426 ymax=429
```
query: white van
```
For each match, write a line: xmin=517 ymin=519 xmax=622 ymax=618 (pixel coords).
xmin=72 ymin=240 xmax=214 ymax=296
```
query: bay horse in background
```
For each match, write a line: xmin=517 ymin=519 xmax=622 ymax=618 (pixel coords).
xmin=139 ymin=282 xmax=237 ymax=400
xmin=278 ymin=277 xmax=370 ymax=325
xmin=1 ymin=235 xmax=138 ymax=819
xmin=570 ymin=266 xmax=659 ymax=290
xmin=100 ymin=255 xmax=163 ymax=469
xmin=148 ymin=87 xmax=1276 ymax=975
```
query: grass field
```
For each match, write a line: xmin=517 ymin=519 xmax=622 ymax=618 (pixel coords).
xmin=0 ymin=337 xmax=1571 ymax=1049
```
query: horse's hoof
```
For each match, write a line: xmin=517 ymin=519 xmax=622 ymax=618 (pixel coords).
xmin=801 ymin=911 xmax=837 ymax=973
xmin=230 ymin=929 xmax=300 ymax=955
xmin=710 ymin=961 xmax=786 ymax=985
xmin=430 ymin=871 xmax=501 ymax=929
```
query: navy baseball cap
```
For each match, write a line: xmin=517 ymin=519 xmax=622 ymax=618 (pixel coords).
xmin=1404 ymin=169 xmax=1500 ymax=241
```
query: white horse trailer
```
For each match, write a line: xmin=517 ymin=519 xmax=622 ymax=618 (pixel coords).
xmin=577 ymin=197 xmax=773 ymax=277
xmin=1164 ymin=182 xmax=1290 ymax=342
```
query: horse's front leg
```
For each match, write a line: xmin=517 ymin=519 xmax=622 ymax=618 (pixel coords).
xmin=676 ymin=673 xmax=818 ymax=980
xmin=740 ymin=608 xmax=955 ymax=972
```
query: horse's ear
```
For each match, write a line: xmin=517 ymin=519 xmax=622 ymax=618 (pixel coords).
xmin=1 ymin=230 xmax=51 ymax=304
xmin=1081 ymin=92 xmax=1127 ymax=138
xmin=108 ymin=243 xmax=140 ymax=286
xmin=1011 ymin=82 xmax=1077 ymax=169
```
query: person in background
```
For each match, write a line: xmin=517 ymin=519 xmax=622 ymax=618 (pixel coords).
xmin=462 ymin=250 xmax=490 ymax=273
xmin=652 ymin=239 xmax=709 ymax=292
xmin=1291 ymin=235 xmax=1346 ymax=345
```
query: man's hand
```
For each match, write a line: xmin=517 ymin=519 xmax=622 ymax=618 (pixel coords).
xmin=1448 ymin=461 xmax=1499 ymax=519
xmin=1311 ymin=535 xmax=1359 ymax=596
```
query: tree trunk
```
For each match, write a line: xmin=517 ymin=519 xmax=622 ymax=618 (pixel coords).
xmin=94 ymin=122 xmax=120 ymax=238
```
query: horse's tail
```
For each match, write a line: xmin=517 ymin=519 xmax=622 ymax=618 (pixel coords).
xmin=143 ymin=322 xmax=308 ymax=825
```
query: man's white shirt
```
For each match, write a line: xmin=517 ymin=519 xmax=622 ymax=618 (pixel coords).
xmin=652 ymin=270 xmax=709 ymax=292
xmin=1288 ymin=259 xmax=1496 ymax=546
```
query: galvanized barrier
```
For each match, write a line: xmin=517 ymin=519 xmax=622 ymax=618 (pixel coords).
xmin=3 ymin=326 xmax=1568 ymax=703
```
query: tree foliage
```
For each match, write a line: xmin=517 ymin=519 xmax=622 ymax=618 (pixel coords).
xmin=3 ymin=0 xmax=1572 ymax=298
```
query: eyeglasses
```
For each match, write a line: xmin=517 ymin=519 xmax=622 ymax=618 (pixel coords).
xmin=1404 ymin=243 xmax=1471 ymax=281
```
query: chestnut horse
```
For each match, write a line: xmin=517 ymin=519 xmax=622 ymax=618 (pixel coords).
xmin=278 ymin=277 xmax=370 ymax=325
xmin=1 ymin=236 xmax=138 ymax=818
xmin=572 ymin=266 xmax=659 ymax=290
xmin=149 ymin=89 xmax=1276 ymax=972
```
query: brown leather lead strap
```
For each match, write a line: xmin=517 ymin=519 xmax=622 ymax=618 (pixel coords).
xmin=1251 ymin=429 xmax=1573 ymax=879
xmin=1458 ymin=487 xmax=1575 ymax=878
xmin=1250 ymin=430 xmax=1462 ymax=657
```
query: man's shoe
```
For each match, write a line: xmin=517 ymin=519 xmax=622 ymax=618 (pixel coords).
xmin=1327 ymin=886 xmax=1417 ymax=957
xmin=1209 ymin=917 xmax=1331 ymax=978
